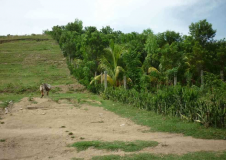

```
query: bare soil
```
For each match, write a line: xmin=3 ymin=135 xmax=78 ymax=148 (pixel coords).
xmin=0 ymin=97 xmax=226 ymax=160
xmin=52 ymin=83 xmax=86 ymax=93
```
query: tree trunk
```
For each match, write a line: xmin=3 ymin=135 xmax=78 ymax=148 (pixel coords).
xmin=95 ymin=71 xmax=97 ymax=85
xmin=201 ymin=70 xmax=204 ymax=88
xmin=220 ymin=70 xmax=224 ymax=81
xmin=174 ymin=73 xmax=177 ymax=86
xmin=104 ymin=71 xmax=107 ymax=90
xmin=101 ymin=72 xmax=103 ymax=85
xmin=124 ymin=76 xmax=126 ymax=89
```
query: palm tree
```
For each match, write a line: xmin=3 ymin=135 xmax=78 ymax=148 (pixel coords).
xmin=90 ymin=41 xmax=131 ymax=86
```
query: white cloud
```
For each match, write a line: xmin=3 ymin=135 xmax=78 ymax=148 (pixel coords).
xmin=25 ymin=9 xmax=66 ymax=20
xmin=91 ymin=0 xmax=199 ymax=33
xmin=0 ymin=0 xmax=225 ymax=38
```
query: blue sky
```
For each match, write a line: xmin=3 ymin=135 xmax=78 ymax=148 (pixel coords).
xmin=0 ymin=0 xmax=225 ymax=39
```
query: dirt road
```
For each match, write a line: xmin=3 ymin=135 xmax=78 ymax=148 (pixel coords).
xmin=0 ymin=97 xmax=226 ymax=160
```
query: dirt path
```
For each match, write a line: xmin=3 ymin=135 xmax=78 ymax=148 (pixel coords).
xmin=0 ymin=97 xmax=226 ymax=160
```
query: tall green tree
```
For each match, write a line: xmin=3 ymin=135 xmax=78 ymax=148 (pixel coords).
xmin=144 ymin=31 xmax=160 ymax=72
xmin=157 ymin=30 xmax=181 ymax=48
xmin=123 ymin=50 xmax=142 ymax=88
xmin=52 ymin=25 xmax=64 ymax=43
xmin=189 ymin=19 xmax=216 ymax=46
xmin=65 ymin=19 xmax=83 ymax=33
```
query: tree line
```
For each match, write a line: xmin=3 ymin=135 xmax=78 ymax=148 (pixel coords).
xmin=44 ymin=19 xmax=225 ymax=91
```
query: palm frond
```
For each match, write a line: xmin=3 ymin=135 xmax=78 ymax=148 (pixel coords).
xmin=148 ymin=67 xmax=160 ymax=74
xmin=99 ymin=57 xmax=114 ymax=77
xmin=90 ymin=74 xmax=114 ymax=86
xmin=90 ymin=75 xmax=101 ymax=84
xmin=115 ymin=66 xmax=125 ymax=81
xmin=106 ymin=75 xmax=114 ymax=86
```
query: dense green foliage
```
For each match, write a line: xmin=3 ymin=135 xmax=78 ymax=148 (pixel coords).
xmin=46 ymin=19 xmax=226 ymax=128
xmin=46 ymin=19 xmax=225 ymax=88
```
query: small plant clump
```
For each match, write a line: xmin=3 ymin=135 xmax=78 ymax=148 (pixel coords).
xmin=28 ymin=96 xmax=33 ymax=101
xmin=71 ymin=158 xmax=84 ymax=160
xmin=71 ymin=140 xmax=158 ymax=152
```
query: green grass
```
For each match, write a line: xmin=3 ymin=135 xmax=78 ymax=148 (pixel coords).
xmin=0 ymin=139 xmax=6 ymax=142
xmin=0 ymin=100 xmax=8 ymax=108
xmin=71 ymin=140 xmax=158 ymax=152
xmin=92 ymin=151 xmax=226 ymax=160
xmin=0 ymin=93 xmax=40 ymax=108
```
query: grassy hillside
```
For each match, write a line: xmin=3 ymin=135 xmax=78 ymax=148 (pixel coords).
xmin=0 ymin=34 xmax=52 ymax=40
xmin=0 ymin=35 xmax=76 ymax=102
